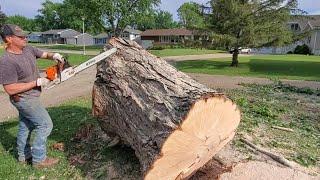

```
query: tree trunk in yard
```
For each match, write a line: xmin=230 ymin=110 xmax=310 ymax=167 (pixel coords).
xmin=231 ymin=49 xmax=239 ymax=67
xmin=92 ymin=37 xmax=241 ymax=180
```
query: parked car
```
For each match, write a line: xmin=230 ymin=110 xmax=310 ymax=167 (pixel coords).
xmin=229 ymin=47 xmax=252 ymax=54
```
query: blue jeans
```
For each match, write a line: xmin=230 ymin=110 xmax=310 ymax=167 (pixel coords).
xmin=10 ymin=96 xmax=53 ymax=163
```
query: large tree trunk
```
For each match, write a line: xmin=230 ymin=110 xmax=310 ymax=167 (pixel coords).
xmin=92 ymin=38 xmax=241 ymax=180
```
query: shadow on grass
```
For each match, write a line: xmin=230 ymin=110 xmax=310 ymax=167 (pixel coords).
xmin=176 ymin=60 xmax=232 ymax=70
xmin=0 ymin=104 xmax=140 ymax=178
xmin=249 ymin=59 xmax=320 ymax=78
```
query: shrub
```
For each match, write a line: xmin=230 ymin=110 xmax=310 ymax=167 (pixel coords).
xmin=149 ymin=46 xmax=165 ymax=50
xmin=287 ymin=51 xmax=293 ymax=54
xmin=293 ymin=44 xmax=312 ymax=55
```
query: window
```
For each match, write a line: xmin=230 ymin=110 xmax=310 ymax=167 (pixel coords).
xmin=160 ymin=36 xmax=170 ymax=43
xmin=290 ymin=23 xmax=299 ymax=31
xmin=307 ymin=36 xmax=311 ymax=44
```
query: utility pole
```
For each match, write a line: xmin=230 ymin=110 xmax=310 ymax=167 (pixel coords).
xmin=82 ymin=17 xmax=86 ymax=55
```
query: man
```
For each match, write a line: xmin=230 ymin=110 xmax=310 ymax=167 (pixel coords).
xmin=0 ymin=24 xmax=64 ymax=168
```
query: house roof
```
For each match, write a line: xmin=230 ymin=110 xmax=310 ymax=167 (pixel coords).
xmin=42 ymin=29 xmax=81 ymax=37
xmin=28 ymin=32 xmax=42 ymax=36
xmin=42 ymin=29 xmax=68 ymax=34
xmin=74 ymin=33 xmax=93 ymax=38
xmin=141 ymin=29 xmax=193 ymax=36
xmin=308 ymin=15 xmax=320 ymax=28
xmin=94 ymin=33 xmax=109 ymax=38
xmin=289 ymin=15 xmax=320 ymax=30
xmin=124 ymin=27 xmax=141 ymax=35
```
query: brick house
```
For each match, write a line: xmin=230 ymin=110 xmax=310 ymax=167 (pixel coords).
xmin=141 ymin=28 xmax=194 ymax=45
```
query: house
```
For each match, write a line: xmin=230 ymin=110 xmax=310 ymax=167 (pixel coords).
xmin=93 ymin=27 xmax=142 ymax=45
xmin=41 ymin=29 xmax=81 ymax=44
xmin=67 ymin=33 xmax=94 ymax=45
xmin=94 ymin=33 xmax=109 ymax=45
xmin=120 ymin=27 xmax=142 ymax=41
xmin=27 ymin=32 xmax=42 ymax=43
xmin=254 ymin=15 xmax=320 ymax=55
xmin=141 ymin=28 xmax=194 ymax=45
xmin=298 ymin=15 xmax=320 ymax=55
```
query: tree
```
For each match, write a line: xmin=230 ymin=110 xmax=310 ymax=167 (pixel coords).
xmin=178 ymin=2 xmax=205 ymax=29
xmin=154 ymin=10 xmax=179 ymax=29
xmin=135 ymin=10 xmax=180 ymax=31
xmin=208 ymin=0 xmax=299 ymax=67
xmin=6 ymin=15 xmax=39 ymax=31
xmin=0 ymin=5 xmax=6 ymax=27
xmin=134 ymin=11 xmax=156 ymax=31
xmin=35 ymin=0 xmax=61 ymax=31
xmin=35 ymin=0 xmax=97 ymax=33
xmin=64 ymin=0 xmax=160 ymax=36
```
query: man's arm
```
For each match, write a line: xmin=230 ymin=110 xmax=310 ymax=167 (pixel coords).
xmin=3 ymin=78 xmax=50 ymax=96
xmin=3 ymin=81 xmax=36 ymax=96
xmin=40 ymin=52 xmax=55 ymax=60
xmin=40 ymin=52 xmax=64 ymax=62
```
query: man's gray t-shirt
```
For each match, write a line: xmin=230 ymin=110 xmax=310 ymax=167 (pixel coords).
xmin=0 ymin=46 xmax=44 ymax=97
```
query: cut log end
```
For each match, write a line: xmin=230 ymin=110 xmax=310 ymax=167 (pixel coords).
xmin=145 ymin=96 xmax=241 ymax=180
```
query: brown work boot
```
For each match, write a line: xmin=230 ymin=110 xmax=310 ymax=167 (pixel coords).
xmin=33 ymin=157 xmax=59 ymax=169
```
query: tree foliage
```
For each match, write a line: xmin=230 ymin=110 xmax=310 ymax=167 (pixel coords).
xmin=35 ymin=0 xmax=65 ymax=31
xmin=154 ymin=10 xmax=180 ymax=29
xmin=63 ymin=0 xmax=161 ymax=36
xmin=208 ymin=0 xmax=299 ymax=66
xmin=178 ymin=2 xmax=205 ymax=29
xmin=0 ymin=5 xmax=6 ymax=27
xmin=33 ymin=0 xmax=178 ymax=33
xmin=6 ymin=15 xmax=39 ymax=31
xmin=135 ymin=10 xmax=179 ymax=31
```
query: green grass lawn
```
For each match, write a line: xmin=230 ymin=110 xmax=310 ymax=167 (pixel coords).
xmin=0 ymin=97 xmax=140 ymax=179
xmin=150 ymin=48 xmax=225 ymax=57
xmin=176 ymin=55 xmax=320 ymax=81
xmin=0 ymin=98 xmax=93 ymax=178
xmin=37 ymin=54 xmax=91 ymax=69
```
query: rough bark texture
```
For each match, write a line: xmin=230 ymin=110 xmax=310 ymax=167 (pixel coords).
xmin=92 ymin=37 xmax=240 ymax=179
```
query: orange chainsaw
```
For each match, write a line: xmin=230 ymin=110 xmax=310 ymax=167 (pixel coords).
xmin=45 ymin=56 xmax=71 ymax=82
xmin=44 ymin=48 xmax=117 ymax=89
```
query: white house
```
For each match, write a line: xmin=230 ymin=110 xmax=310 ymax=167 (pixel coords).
xmin=41 ymin=29 xmax=81 ymax=44
xmin=93 ymin=27 xmax=142 ymax=45
xmin=254 ymin=15 xmax=320 ymax=55
xmin=67 ymin=33 xmax=94 ymax=45
xmin=120 ymin=27 xmax=142 ymax=41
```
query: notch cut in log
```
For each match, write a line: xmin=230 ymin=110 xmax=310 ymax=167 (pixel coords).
xmin=92 ymin=38 xmax=241 ymax=180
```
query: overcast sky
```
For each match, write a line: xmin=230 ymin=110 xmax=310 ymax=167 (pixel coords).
xmin=1 ymin=0 xmax=319 ymax=21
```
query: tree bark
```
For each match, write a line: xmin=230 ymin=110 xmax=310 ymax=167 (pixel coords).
xmin=92 ymin=37 xmax=241 ymax=180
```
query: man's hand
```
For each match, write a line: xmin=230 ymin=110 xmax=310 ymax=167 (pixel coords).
xmin=53 ymin=53 xmax=65 ymax=63
xmin=36 ymin=77 xmax=51 ymax=87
